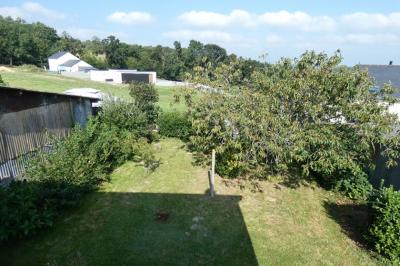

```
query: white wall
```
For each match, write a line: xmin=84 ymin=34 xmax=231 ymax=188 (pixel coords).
xmin=48 ymin=53 xmax=79 ymax=72
xmin=90 ymin=70 xmax=120 ymax=83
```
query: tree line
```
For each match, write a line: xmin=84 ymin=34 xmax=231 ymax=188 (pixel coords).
xmin=0 ymin=16 xmax=264 ymax=80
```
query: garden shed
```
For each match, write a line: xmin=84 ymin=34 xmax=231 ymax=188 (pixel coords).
xmin=0 ymin=86 xmax=98 ymax=182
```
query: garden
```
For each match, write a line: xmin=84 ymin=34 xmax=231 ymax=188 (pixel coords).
xmin=1 ymin=51 xmax=400 ymax=265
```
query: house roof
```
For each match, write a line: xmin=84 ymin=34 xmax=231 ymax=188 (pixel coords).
xmin=48 ymin=51 xmax=69 ymax=59
xmin=59 ymin=60 xmax=81 ymax=67
xmin=358 ymin=64 xmax=400 ymax=89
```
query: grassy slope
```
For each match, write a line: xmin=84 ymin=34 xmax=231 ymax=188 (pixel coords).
xmin=0 ymin=139 xmax=381 ymax=266
xmin=0 ymin=69 xmax=185 ymax=112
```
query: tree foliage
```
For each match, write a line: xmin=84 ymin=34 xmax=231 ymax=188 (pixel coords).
xmin=0 ymin=16 xmax=264 ymax=80
xmin=180 ymin=51 xmax=400 ymax=188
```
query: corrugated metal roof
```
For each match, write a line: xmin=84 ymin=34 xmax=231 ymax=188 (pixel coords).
xmin=59 ymin=59 xmax=81 ymax=67
xmin=48 ymin=51 xmax=69 ymax=59
xmin=0 ymin=86 xmax=99 ymax=100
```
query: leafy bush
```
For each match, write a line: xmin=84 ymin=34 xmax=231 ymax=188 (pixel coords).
xmin=179 ymin=51 xmax=400 ymax=187
xmin=98 ymin=100 xmax=149 ymax=139
xmin=335 ymin=173 xmax=373 ymax=200
xmin=158 ymin=111 xmax=192 ymax=140
xmin=129 ymin=82 xmax=160 ymax=127
xmin=0 ymin=100 xmax=159 ymax=242
xmin=368 ymin=185 xmax=400 ymax=261
xmin=0 ymin=181 xmax=54 ymax=241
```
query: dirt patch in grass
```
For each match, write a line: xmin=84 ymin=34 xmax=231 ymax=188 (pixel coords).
xmin=0 ymin=66 xmax=14 ymax=72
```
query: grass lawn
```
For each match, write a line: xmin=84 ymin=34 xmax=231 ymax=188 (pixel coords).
xmin=0 ymin=68 xmax=186 ymax=112
xmin=0 ymin=138 xmax=382 ymax=265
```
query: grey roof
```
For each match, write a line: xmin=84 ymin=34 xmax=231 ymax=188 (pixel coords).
xmin=358 ymin=64 xmax=400 ymax=89
xmin=59 ymin=60 xmax=81 ymax=67
xmin=48 ymin=51 xmax=69 ymax=59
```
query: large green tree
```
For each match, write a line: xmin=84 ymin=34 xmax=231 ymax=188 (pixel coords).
xmin=180 ymin=51 xmax=400 ymax=194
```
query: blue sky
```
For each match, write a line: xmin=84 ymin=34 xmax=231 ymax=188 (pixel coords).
xmin=1 ymin=0 xmax=400 ymax=65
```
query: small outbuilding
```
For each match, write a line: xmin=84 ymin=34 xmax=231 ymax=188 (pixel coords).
xmin=0 ymin=86 xmax=98 ymax=181
xmin=90 ymin=69 xmax=157 ymax=84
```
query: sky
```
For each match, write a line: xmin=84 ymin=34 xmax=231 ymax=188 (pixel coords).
xmin=1 ymin=0 xmax=400 ymax=65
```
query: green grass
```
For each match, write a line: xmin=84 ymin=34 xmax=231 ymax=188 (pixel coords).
xmin=0 ymin=68 xmax=186 ymax=112
xmin=0 ymin=138 xmax=382 ymax=265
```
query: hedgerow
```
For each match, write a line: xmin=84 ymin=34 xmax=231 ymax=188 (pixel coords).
xmin=158 ymin=111 xmax=192 ymax=140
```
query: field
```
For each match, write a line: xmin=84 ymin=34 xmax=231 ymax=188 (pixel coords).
xmin=0 ymin=138 xmax=382 ymax=265
xmin=0 ymin=68 xmax=186 ymax=112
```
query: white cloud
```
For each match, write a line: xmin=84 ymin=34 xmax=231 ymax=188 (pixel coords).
xmin=178 ymin=9 xmax=254 ymax=27
xmin=107 ymin=11 xmax=153 ymax=24
xmin=0 ymin=2 xmax=65 ymax=20
xmin=163 ymin=30 xmax=235 ymax=43
xmin=341 ymin=12 xmax=400 ymax=31
xmin=22 ymin=2 xmax=65 ymax=20
xmin=259 ymin=11 xmax=336 ymax=32
xmin=177 ymin=9 xmax=335 ymax=32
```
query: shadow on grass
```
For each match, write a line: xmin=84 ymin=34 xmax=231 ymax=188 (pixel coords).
xmin=1 ymin=192 xmax=258 ymax=266
xmin=323 ymin=201 xmax=372 ymax=249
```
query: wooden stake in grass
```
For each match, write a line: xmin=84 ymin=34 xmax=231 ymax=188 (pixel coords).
xmin=208 ymin=149 xmax=215 ymax=197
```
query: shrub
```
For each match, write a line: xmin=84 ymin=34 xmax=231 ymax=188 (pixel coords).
xmin=0 ymin=181 xmax=55 ymax=241
xmin=0 ymin=101 xmax=159 ymax=242
xmin=129 ymin=82 xmax=160 ymax=127
xmin=368 ymin=185 xmax=400 ymax=261
xmin=335 ymin=173 xmax=373 ymax=200
xmin=158 ymin=111 xmax=192 ymax=140
xmin=98 ymin=100 xmax=149 ymax=139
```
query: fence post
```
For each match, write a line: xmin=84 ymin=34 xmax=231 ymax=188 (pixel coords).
xmin=208 ymin=149 xmax=215 ymax=197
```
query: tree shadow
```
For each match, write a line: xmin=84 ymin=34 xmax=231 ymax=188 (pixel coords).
xmin=323 ymin=201 xmax=372 ymax=249
xmin=1 ymin=192 xmax=259 ymax=266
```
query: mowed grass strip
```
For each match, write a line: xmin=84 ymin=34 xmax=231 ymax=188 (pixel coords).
xmin=0 ymin=139 xmax=382 ymax=266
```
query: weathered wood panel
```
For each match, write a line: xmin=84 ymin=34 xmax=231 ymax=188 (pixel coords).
xmin=0 ymin=102 xmax=74 ymax=164
xmin=0 ymin=86 xmax=94 ymax=181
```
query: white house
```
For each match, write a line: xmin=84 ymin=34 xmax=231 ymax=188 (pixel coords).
xmin=48 ymin=51 xmax=95 ymax=73
xmin=90 ymin=69 xmax=157 ymax=84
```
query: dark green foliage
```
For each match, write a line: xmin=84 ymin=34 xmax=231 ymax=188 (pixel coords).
xmin=0 ymin=101 xmax=159 ymax=242
xmin=129 ymin=82 xmax=160 ymax=127
xmin=0 ymin=16 xmax=264 ymax=80
xmin=368 ymin=185 xmax=400 ymax=261
xmin=98 ymin=100 xmax=149 ymax=138
xmin=335 ymin=173 xmax=373 ymax=200
xmin=0 ymin=181 xmax=54 ymax=241
xmin=158 ymin=111 xmax=192 ymax=140
xmin=182 ymin=51 xmax=400 ymax=188
xmin=0 ymin=16 xmax=58 ymax=66
xmin=102 ymin=36 xmax=127 ymax=69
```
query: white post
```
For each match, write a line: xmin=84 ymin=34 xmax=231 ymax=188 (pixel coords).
xmin=209 ymin=149 xmax=215 ymax=197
